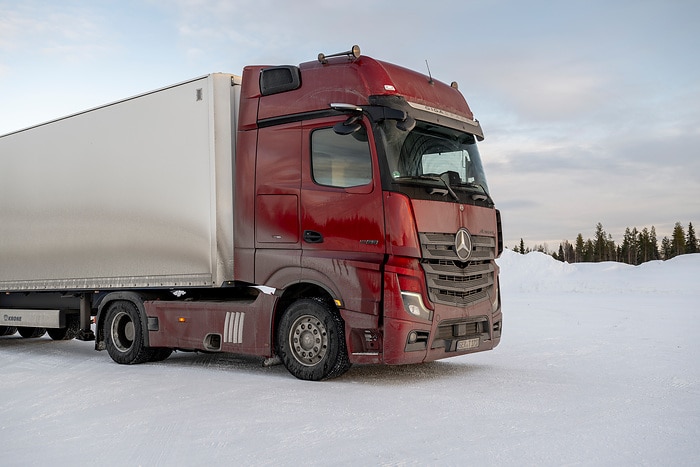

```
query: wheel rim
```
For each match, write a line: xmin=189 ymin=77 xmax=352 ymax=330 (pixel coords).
xmin=289 ymin=314 xmax=328 ymax=367
xmin=110 ymin=311 xmax=135 ymax=353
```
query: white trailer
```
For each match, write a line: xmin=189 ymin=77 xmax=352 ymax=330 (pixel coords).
xmin=1 ymin=73 xmax=240 ymax=336
xmin=1 ymin=73 xmax=240 ymax=291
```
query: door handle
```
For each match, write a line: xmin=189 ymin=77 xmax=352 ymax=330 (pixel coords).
xmin=303 ymin=230 xmax=324 ymax=243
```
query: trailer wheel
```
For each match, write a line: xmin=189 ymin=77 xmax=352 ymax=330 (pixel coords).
xmin=18 ymin=327 xmax=47 ymax=338
xmin=276 ymin=299 xmax=351 ymax=381
xmin=47 ymin=315 xmax=80 ymax=341
xmin=104 ymin=301 xmax=151 ymax=364
xmin=0 ymin=326 xmax=17 ymax=336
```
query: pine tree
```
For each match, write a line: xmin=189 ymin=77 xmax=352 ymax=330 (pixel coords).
xmin=661 ymin=236 xmax=672 ymax=260
xmin=557 ymin=244 xmax=565 ymax=262
xmin=650 ymin=226 xmax=660 ymax=260
xmin=630 ymin=227 xmax=639 ymax=264
xmin=575 ymin=234 xmax=584 ymax=263
xmin=621 ymin=227 xmax=639 ymax=265
xmin=519 ymin=238 xmax=526 ymax=255
xmin=557 ymin=240 xmax=574 ymax=263
xmin=618 ymin=226 xmax=659 ymax=264
xmin=607 ymin=233 xmax=616 ymax=262
xmin=687 ymin=222 xmax=698 ymax=254
xmin=593 ymin=223 xmax=606 ymax=262
xmin=583 ymin=239 xmax=595 ymax=262
xmin=639 ymin=228 xmax=651 ymax=263
xmin=670 ymin=222 xmax=686 ymax=258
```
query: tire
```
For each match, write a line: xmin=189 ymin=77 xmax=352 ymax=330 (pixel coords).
xmin=18 ymin=327 xmax=47 ymax=338
xmin=276 ymin=298 xmax=351 ymax=381
xmin=0 ymin=326 xmax=17 ymax=336
xmin=148 ymin=348 xmax=173 ymax=362
xmin=103 ymin=301 xmax=151 ymax=365
xmin=47 ymin=315 xmax=80 ymax=341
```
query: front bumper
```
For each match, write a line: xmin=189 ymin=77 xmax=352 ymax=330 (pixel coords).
xmin=382 ymin=300 xmax=501 ymax=365
xmin=340 ymin=300 xmax=501 ymax=366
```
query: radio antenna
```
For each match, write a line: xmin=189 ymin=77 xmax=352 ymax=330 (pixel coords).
xmin=425 ymin=60 xmax=434 ymax=84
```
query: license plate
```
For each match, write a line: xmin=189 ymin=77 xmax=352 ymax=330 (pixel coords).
xmin=456 ymin=337 xmax=479 ymax=351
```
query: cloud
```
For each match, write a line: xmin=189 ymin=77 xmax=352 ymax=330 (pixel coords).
xmin=473 ymin=56 xmax=613 ymax=123
xmin=0 ymin=3 xmax=110 ymax=62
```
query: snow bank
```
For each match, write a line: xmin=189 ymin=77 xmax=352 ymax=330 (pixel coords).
xmin=497 ymin=249 xmax=700 ymax=295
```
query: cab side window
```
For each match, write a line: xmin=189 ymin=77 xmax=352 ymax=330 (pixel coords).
xmin=311 ymin=127 xmax=372 ymax=188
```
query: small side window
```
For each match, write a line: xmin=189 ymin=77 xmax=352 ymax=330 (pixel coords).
xmin=311 ymin=127 xmax=372 ymax=188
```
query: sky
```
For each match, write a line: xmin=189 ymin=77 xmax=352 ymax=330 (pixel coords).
xmin=1 ymin=0 xmax=698 ymax=248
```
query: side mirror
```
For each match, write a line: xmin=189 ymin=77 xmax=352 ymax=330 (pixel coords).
xmin=333 ymin=115 xmax=363 ymax=135
xmin=397 ymin=116 xmax=416 ymax=132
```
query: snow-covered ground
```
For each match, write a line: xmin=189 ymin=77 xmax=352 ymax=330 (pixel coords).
xmin=2 ymin=251 xmax=698 ymax=466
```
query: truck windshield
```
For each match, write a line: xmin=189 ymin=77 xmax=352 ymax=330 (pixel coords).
xmin=378 ymin=120 xmax=490 ymax=202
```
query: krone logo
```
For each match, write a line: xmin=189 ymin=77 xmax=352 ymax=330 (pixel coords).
xmin=454 ymin=228 xmax=473 ymax=261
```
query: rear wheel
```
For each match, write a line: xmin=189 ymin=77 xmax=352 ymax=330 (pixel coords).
xmin=18 ymin=327 xmax=46 ymax=338
xmin=276 ymin=299 xmax=350 ymax=381
xmin=0 ymin=326 xmax=17 ymax=336
xmin=47 ymin=315 xmax=80 ymax=340
xmin=103 ymin=301 xmax=151 ymax=364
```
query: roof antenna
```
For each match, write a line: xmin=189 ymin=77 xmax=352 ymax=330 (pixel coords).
xmin=425 ymin=60 xmax=434 ymax=84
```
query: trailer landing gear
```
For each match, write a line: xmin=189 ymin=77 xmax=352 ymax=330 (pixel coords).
xmin=76 ymin=294 xmax=95 ymax=341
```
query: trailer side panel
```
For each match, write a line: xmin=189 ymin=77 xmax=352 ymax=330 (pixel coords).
xmin=0 ymin=74 xmax=237 ymax=291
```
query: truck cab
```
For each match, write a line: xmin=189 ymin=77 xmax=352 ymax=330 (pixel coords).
xmin=235 ymin=47 xmax=502 ymax=377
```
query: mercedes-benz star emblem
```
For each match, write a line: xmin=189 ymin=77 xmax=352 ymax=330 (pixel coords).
xmin=454 ymin=228 xmax=473 ymax=261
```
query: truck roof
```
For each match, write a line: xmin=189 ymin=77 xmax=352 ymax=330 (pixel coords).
xmin=250 ymin=55 xmax=478 ymax=129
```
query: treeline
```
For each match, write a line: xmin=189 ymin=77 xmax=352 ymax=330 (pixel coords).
xmin=513 ymin=221 xmax=698 ymax=265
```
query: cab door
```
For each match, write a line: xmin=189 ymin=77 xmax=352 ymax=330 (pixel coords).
xmin=254 ymin=121 xmax=302 ymax=287
xmin=300 ymin=118 xmax=385 ymax=315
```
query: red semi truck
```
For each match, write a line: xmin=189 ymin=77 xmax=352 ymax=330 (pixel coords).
xmin=0 ymin=46 xmax=502 ymax=380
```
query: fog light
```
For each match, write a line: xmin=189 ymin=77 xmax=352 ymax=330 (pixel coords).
xmin=404 ymin=330 xmax=429 ymax=352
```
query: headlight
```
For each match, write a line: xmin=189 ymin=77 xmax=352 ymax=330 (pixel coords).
xmin=400 ymin=291 xmax=433 ymax=321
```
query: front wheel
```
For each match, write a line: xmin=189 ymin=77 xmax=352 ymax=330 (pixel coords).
xmin=148 ymin=348 xmax=173 ymax=362
xmin=276 ymin=299 xmax=350 ymax=381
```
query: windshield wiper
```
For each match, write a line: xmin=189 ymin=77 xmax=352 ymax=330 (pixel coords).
xmin=439 ymin=172 xmax=460 ymax=202
xmin=393 ymin=175 xmax=460 ymax=201
xmin=393 ymin=175 xmax=439 ymax=182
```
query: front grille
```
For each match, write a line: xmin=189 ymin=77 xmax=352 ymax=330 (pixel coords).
xmin=419 ymin=232 xmax=495 ymax=307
